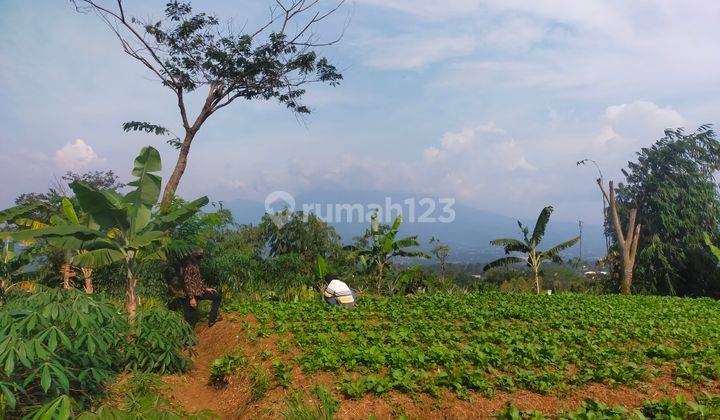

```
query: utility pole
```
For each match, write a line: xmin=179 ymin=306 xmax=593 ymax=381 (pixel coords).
xmin=577 ymin=158 xmax=609 ymax=256
xmin=578 ymin=220 xmax=583 ymax=261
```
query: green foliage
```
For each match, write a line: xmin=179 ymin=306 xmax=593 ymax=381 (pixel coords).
xmin=25 ymin=394 xmax=77 ymax=419
xmin=261 ymin=210 xmax=343 ymax=268
xmin=485 ymin=206 xmax=580 ymax=293
xmin=82 ymin=0 xmax=344 ymax=112
xmin=228 ymin=292 xmax=720 ymax=401
xmin=250 ymin=365 xmax=271 ymax=400
xmin=208 ymin=354 xmax=247 ymax=386
xmin=0 ymin=288 xmax=197 ymax=417
xmin=273 ymin=360 xmax=293 ymax=388
xmin=640 ymin=393 xmax=720 ymax=418
xmin=123 ymin=308 xmax=197 ymax=374
xmin=616 ymin=126 xmax=720 ymax=296
xmin=382 ymin=264 xmax=456 ymax=295
xmin=122 ymin=121 xmax=182 ymax=149
xmin=0 ymin=288 xmax=126 ymax=417
xmin=704 ymin=233 xmax=720 ymax=264
xmin=282 ymin=385 xmax=339 ymax=420
xmin=75 ymin=372 xmax=218 ymax=419
xmin=497 ymin=393 xmax=720 ymax=419
xmin=351 ymin=211 xmax=429 ymax=287
xmin=8 ymin=146 xmax=208 ymax=313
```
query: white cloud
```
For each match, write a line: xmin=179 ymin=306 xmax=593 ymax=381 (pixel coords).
xmin=594 ymin=101 xmax=685 ymax=149
xmin=354 ymin=0 xmax=481 ymax=20
xmin=54 ymin=139 xmax=101 ymax=170
xmin=359 ymin=33 xmax=477 ymax=70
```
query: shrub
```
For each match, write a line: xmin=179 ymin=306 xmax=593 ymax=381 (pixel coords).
xmin=123 ymin=308 xmax=197 ymax=374
xmin=0 ymin=288 xmax=127 ymax=417
xmin=273 ymin=360 xmax=293 ymax=388
xmin=0 ymin=287 xmax=198 ymax=416
xmin=208 ymin=354 xmax=247 ymax=386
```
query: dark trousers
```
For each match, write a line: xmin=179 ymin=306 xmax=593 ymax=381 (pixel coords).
xmin=183 ymin=290 xmax=222 ymax=325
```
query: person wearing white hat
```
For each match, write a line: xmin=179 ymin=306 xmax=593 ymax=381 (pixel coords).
xmin=322 ymin=274 xmax=356 ymax=307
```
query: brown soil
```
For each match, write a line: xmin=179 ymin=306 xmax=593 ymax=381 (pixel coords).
xmin=162 ymin=313 xmax=720 ymax=419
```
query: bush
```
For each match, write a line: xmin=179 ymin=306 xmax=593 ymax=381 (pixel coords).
xmin=208 ymin=354 xmax=246 ymax=386
xmin=0 ymin=288 xmax=127 ymax=417
xmin=124 ymin=308 xmax=197 ymax=374
xmin=204 ymin=250 xmax=315 ymax=299
xmin=386 ymin=265 xmax=457 ymax=295
xmin=0 ymin=288 xmax=198 ymax=417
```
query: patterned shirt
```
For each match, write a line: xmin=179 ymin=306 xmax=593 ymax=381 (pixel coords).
xmin=182 ymin=261 xmax=206 ymax=298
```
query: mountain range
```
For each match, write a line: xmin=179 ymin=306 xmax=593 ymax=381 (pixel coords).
xmin=223 ymin=190 xmax=606 ymax=264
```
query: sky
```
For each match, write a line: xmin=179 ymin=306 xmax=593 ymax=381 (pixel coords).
xmin=1 ymin=0 xmax=719 ymax=224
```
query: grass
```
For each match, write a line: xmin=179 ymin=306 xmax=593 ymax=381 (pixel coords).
xmin=282 ymin=385 xmax=339 ymax=420
xmin=226 ymin=292 xmax=720 ymax=399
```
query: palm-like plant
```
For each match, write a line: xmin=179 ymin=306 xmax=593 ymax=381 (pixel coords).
xmin=484 ymin=206 xmax=580 ymax=294
xmin=11 ymin=146 xmax=207 ymax=319
xmin=353 ymin=211 xmax=429 ymax=287
xmin=1 ymin=203 xmax=43 ymax=292
xmin=12 ymin=197 xmax=102 ymax=292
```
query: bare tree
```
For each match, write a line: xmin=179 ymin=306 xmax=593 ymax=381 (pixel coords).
xmin=72 ymin=0 xmax=346 ymax=208
xmin=430 ymin=236 xmax=449 ymax=279
xmin=597 ymin=180 xmax=641 ymax=294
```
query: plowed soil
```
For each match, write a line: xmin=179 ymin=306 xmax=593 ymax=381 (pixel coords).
xmin=162 ymin=313 xmax=718 ymax=419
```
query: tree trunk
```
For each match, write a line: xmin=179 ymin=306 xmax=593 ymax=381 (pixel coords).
xmin=61 ymin=263 xmax=73 ymax=289
xmin=533 ymin=267 xmax=541 ymax=294
xmin=126 ymin=262 xmax=138 ymax=322
xmin=82 ymin=267 xmax=94 ymax=294
xmin=160 ymin=84 xmax=219 ymax=209
xmin=161 ymin=131 xmax=195 ymax=209
xmin=376 ymin=262 xmax=384 ymax=290
xmin=597 ymin=180 xmax=641 ymax=295
xmin=126 ymin=276 xmax=138 ymax=322
xmin=621 ymin=265 xmax=633 ymax=294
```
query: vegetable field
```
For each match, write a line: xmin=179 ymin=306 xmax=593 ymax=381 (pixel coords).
xmin=226 ymin=292 xmax=720 ymax=402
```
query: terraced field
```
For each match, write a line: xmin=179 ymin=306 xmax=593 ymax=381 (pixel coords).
xmin=167 ymin=292 xmax=720 ymax=418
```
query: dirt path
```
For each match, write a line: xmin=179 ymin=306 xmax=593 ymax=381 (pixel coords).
xmin=163 ymin=314 xmax=718 ymax=419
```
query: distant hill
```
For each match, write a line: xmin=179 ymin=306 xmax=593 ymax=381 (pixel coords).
xmin=223 ymin=190 xmax=606 ymax=264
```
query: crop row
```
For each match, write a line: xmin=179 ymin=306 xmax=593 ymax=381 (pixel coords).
xmin=227 ymin=292 xmax=720 ymax=398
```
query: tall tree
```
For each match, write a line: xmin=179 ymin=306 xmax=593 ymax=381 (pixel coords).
xmin=597 ymin=180 xmax=641 ymax=294
xmin=73 ymin=0 xmax=344 ymax=208
xmin=484 ymin=206 xmax=579 ymax=294
xmin=616 ymin=126 xmax=720 ymax=296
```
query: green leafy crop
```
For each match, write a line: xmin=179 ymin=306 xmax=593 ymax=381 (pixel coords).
xmin=227 ymin=292 xmax=720 ymax=400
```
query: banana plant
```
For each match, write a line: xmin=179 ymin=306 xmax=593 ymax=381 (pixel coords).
xmin=11 ymin=146 xmax=207 ymax=320
xmin=484 ymin=206 xmax=580 ymax=294
xmin=0 ymin=203 xmax=43 ymax=293
xmin=352 ymin=211 xmax=429 ymax=287
xmin=11 ymin=197 xmax=99 ymax=291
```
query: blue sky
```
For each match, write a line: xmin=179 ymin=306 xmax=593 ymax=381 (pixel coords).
xmin=1 ymin=0 xmax=719 ymax=223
